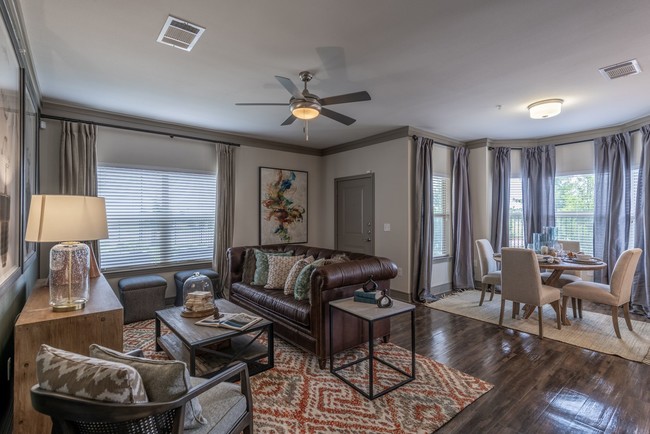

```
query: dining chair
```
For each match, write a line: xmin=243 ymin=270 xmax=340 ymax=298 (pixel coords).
xmin=561 ymin=248 xmax=642 ymax=338
xmin=475 ymin=239 xmax=501 ymax=306
xmin=540 ymin=239 xmax=582 ymax=287
xmin=499 ymin=248 xmax=562 ymax=338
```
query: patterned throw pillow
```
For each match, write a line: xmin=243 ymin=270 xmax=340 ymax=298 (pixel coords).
xmin=293 ymin=256 xmax=349 ymax=301
xmin=252 ymin=249 xmax=294 ymax=286
xmin=265 ymin=255 xmax=305 ymax=289
xmin=284 ymin=256 xmax=315 ymax=295
xmin=36 ymin=344 xmax=148 ymax=404
xmin=90 ymin=344 xmax=207 ymax=429
xmin=241 ymin=248 xmax=257 ymax=284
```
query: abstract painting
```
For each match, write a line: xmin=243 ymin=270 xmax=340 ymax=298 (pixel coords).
xmin=259 ymin=167 xmax=307 ymax=245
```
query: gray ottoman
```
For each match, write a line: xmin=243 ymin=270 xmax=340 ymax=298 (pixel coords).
xmin=174 ymin=269 xmax=220 ymax=306
xmin=118 ymin=275 xmax=167 ymax=324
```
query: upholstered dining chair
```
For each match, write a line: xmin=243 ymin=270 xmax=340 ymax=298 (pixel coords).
xmin=540 ymin=239 xmax=583 ymax=287
xmin=561 ymin=248 xmax=642 ymax=338
xmin=499 ymin=248 xmax=562 ymax=338
xmin=475 ymin=239 xmax=501 ymax=306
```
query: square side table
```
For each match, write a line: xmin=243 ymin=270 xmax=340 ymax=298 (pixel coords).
xmin=329 ymin=297 xmax=415 ymax=400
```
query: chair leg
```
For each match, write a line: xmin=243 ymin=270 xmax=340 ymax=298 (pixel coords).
xmin=561 ymin=296 xmax=569 ymax=325
xmin=538 ymin=306 xmax=544 ymax=339
xmin=611 ymin=306 xmax=622 ymax=338
xmin=623 ymin=303 xmax=633 ymax=332
xmin=512 ymin=301 xmax=520 ymax=319
xmin=479 ymin=283 xmax=487 ymax=306
xmin=571 ymin=297 xmax=577 ymax=318
xmin=551 ymin=300 xmax=561 ymax=330
xmin=499 ymin=297 xmax=505 ymax=326
xmin=489 ymin=284 xmax=495 ymax=301
xmin=578 ymin=299 xmax=583 ymax=318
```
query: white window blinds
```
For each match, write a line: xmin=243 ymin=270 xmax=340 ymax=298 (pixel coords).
xmin=509 ymin=178 xmax=524 ymax=247
xmin=97 ymin=166 xmax=216 ymax=270
xmin=432 ymin=175 xmax=451 ymax=257
xmin=554 ymin=174 xmax=595 ymax=255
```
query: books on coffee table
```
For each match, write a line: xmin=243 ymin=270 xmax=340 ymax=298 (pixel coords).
xmin=196 ymin=312 xmax=262 ymax=331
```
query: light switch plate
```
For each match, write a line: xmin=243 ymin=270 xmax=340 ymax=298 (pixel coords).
xmin=384 ymin=223 xmax=391 ymax=231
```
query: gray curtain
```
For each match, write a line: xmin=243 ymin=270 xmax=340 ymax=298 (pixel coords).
xmin=60 ymin=121 xmax=99 ymax=259
xmin=60 ymin=121 xmax=98 ymax=196
xmin=490 ymin=147 xmax=511 ymax=251
xmin=593 ymin=133 xmax=631 ymax=284
xmin=521 ymin=145 xmax=555 ymax=245
xmin=411 ymin=137 xmax=435 ymax=302
xmin=213 ymin=143 xmax=235 ymax=298
xmin=632 ymin=125 xmax=650 ymax=317
xmin=452 ymin=147 xmax=474 ymax=289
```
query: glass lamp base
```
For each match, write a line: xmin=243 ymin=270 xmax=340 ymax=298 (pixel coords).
xmin=49 ymin=242 xmax=90 ymax=312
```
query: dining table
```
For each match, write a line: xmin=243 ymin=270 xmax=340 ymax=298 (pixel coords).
xmin=493 ymin=254 xmax=608 ymax=325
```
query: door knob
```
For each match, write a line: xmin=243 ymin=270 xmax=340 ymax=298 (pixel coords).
xmin=366 ymin=238 xmax=371 ymax=242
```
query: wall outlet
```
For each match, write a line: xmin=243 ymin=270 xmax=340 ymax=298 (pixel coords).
xmin=384 ymin=223 xmax=391 ymax=232
xmin=398 ymin=267 xmax=403 ymax=276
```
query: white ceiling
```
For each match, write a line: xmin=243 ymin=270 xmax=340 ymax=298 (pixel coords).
xmin=18 ymin=0 xmax=650 ymax=149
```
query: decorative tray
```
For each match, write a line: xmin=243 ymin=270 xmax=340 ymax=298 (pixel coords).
xmin=563 ymin=258 xmax=603 ymax=265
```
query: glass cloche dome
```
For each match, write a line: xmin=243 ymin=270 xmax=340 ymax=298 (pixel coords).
xmin=181 ymin=272 xmax=215 ymax=317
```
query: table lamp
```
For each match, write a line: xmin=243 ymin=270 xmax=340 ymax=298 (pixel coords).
xmin=25 ymin=195 xmax=108 ymax=312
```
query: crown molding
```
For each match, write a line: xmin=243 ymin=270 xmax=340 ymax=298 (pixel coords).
xmin=321 ymin=126 xmax=410 ymax=156
xmin=41 ymin=99 xmax=321 ymax=156
xmin=408 ymin=126 xmax=464 ymax=147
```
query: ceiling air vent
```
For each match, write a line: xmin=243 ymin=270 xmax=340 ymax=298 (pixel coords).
xmin=156 ymin=16 xmax=205 ymax=52
xmin=599 ymin=59 xmax=642 ymax=80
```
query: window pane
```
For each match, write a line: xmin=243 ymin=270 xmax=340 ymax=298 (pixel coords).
xmin=432 ymin=175 xmax=451 ymax=257
xmin=555 ymin=174 xmax=594 ymax=255
xmin=509 ymin=178 xmax=524 ymax=247
xmin=630 ymin=168 xmax=639 ymax=248
xmin=98 ymin=166 xmax=216 ymax=270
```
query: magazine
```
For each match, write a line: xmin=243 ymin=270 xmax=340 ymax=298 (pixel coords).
xmin=196 ymin=312 xmax=262 ymax=331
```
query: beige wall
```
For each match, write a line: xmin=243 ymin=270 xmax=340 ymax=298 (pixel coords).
xmin=468 ymin=146 xmax=491 ymax=280
xmin=322 ymin=138 xmax=412 ymax=293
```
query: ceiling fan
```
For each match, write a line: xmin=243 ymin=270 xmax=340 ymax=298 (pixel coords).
xmin=236 ymin=71 xmax=371 ymax=127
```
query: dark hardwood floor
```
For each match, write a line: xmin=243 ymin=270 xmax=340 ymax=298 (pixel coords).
xmin=389 ymin=292 xmax=650 ymax=433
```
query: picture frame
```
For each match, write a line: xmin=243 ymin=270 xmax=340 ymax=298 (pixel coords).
xmin=0 ymin=22 xmax=22 ymax=289
xmin=21 ymin=68 xmax=38 ymax=269
xmin=259 ymin=167 xmax=308 ymax=245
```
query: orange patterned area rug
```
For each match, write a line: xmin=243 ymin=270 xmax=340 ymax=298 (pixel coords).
xmin=124 ymin=320 xmax=493 ymax=433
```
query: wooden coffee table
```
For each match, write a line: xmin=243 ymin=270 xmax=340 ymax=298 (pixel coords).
xmin=155 ymin=299 xmax=274 ymax=377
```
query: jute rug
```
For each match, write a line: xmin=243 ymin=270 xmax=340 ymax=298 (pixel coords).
xmin=124 ymin=319 xmax=493 ymax=433
xmin=427 ymin=290 xmax=650 ymax=365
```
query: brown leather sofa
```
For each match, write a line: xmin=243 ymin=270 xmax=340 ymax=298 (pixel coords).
xmin=227 ymin=244 xmax=398 ymax=368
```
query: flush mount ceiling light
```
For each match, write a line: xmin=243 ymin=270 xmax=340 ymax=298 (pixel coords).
xmin=527 ymin=99 xmax=564 ymax=119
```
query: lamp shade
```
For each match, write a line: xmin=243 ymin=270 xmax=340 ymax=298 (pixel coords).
xmin=527 ymin=99 xmax=563 ymax=119
xmin=25 ymin=195 xmax=108 ymax=242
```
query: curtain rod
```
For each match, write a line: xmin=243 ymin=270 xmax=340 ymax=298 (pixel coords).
xmin=41 ymin=114 xmax=241 ymax=147
xmin=411 ymin=135 xmax=457 ymax=149
xmin=488 ymin=127 xmax=642 ymax=151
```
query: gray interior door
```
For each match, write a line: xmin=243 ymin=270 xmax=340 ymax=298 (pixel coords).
xmin=335 ymin=174 xmax=374 ymax=255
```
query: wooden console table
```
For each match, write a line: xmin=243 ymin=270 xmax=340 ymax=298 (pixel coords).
xmin=13 ymin=275 xmax=124 ymax=434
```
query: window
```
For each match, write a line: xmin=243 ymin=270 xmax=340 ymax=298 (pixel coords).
xmin=554 ymin=174 xmax=595 ymax=255
xmin=97 ymin=166 xmax=216 ymax=270
xmin=508 ymin=178 xmax=525 ymax=247
xmin=432 ymin=175 xmax=451 ymax=257
xmin=629 ymin=168 xmax=639 ymax=248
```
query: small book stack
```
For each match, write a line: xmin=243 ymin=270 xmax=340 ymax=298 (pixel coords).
xmin=184 ymin=291 xmax=214 ymax=312
xmin=353 ymin=288 xmax=377 ymax=304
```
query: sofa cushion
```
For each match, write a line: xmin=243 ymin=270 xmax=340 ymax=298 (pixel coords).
xmin=252 ymin=249 xmax=294 ymax=286
xmin=241 ymin=248 xmax=257 ymax=284
xmin=231 ymin=282 xmax=310 ymax=327
xmin=284 ymin=256 xmax=315 ymax=295
xmin=265 ymin=255 xmax=304 ymax=289
xmin=89 ymin=344 xmax=207 ymax=429
xmin=36 ymin=344 xmax=148 ymax=404
xmin=294 ymin=257 xmax=349 ymax=301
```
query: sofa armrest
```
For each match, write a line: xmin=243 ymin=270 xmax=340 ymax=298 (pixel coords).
xmin=310 ymin=257 xmax=398 ymax=294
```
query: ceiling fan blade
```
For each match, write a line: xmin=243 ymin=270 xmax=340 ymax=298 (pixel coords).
xmin=281 ymin=114 xmax=297 ymax=126
xmin=320 ymin=108 xmax=356 ymax=126
xmin=235 ymin=102 xmax=288 ymax=106
xmin=319 ymin=91 xmax=371 ymax=106
xmin=275 ymin=76 xmax=302 ymax=99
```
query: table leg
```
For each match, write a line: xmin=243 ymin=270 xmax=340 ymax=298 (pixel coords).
xmin=329 ymin=305 xmax=334 ymax=372
xmin=155 ymin=316 xmax=162 ymax=351
xmin=368 ymin=320 xmax=374 ymax=399
xmin=268 ymin=323 xmax=274 ymax=369
xmin=190 ymin=347 xmax=196 ymax=377
xmin=410 ymin=310 xmax=416 ymax=378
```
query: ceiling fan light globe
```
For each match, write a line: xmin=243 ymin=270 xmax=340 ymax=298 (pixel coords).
xmin=290 ymin=99 xmax=321 ymax=120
